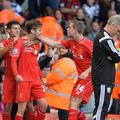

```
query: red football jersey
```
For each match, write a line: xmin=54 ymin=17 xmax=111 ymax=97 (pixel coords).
xmin=0 ymin=39 xmax=16 ymax=81
xmin=61 ymin=37 xmax=93 ymax=75
xmin=11 ymin=39 xmax=43 ymax=81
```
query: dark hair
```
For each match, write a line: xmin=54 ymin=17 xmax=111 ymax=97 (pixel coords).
xmin=59 ymin=50 xmax=73 ymax=59
xmin=25 ymin=20 xmax=42 ymax=33
xmin=7 ymin=21 xmax=20 ymax=29
xmin=0 ymin=23 xmax=5 ymax=34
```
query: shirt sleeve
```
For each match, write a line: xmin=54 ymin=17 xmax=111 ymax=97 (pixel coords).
xmin=61 ymin=40 xmax=71 ymax=49
xmin=0 ymin=41 xmax=7 ymax=48
xmin=101 ymin=39 xmax=120 ymax=63
xmin=10 ymin=40 xmax=23 ymax=77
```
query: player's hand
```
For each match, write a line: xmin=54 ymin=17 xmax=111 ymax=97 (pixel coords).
xmin=8 ymin=40 xmax=17 ymax=49
xmin=15 ymin=74 xmax=23 ymax=82
xmin=79 ymin=71 xmax=89 ymax=80
xmin=42 ymin=77 xmax=47 ymax=85
xmin=24 ymin=40 xmax=33 ymax=47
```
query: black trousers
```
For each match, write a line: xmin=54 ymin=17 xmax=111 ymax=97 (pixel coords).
xmin=58 ymin=109 xmax=68 ymax=120
xmin=93 ymin=84 xmax=114 ymax=120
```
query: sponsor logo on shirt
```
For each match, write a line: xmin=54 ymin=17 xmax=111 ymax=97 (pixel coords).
xmin=107 ymin=87 xmax=111 ymax=93
xmin=72 ymin=45 xmax=84 ymax=59
xmin=25 ymin=47 xmax=38 ymax=55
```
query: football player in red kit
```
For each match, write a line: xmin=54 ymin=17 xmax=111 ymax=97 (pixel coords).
xmin=0 ymin=21 xmax=21 ymax=120
xmin=28 ymin=20 xmax=93 ymax=120
xmin=11 ymin=20 xmax=48 ymax=120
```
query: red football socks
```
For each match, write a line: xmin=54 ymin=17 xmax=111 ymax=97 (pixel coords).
xmin=68 ymin=109 xmax=79 ymax=120
xmin=36 ymin=111 xmax=45 ymax=120
xmin=78 ymin=112 xmax=87 ymax=120
xmin=27 ymin=110 xmax=38 ymax=120
xmin=2 ymin=113 xmax=10 ymax=120
xmin=15 ymin=115 xmax=23 ymax=120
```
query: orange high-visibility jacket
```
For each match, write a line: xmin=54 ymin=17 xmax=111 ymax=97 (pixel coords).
xmin=38 ymin=16 xmax=64 ymax=40
xmin=112 ymin=40 xmax=120 ymax=99
xmin=0 ymin=9 xmax=24 ymax=25
xmin=38 ymin=16 xmax=64 ymax=53
xmin=45 ymin=57 xmax=78 ymax=110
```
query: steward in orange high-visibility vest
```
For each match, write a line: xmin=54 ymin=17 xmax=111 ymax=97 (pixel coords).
xmin=45 ymin=57 xmax=78 ymax=110
xmin=112 ymin=40 xmax=120 ymax=99
xmin=0 ymin=9 xmax=25 ymax=25
xmin=38 ymin=16 xmax=64 ymax=53
xmin=38 ymin=16 xmax=64 ymax=41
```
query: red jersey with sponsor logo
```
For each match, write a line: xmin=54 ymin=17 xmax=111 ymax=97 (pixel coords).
xmin=61 ymin=38 xmax=93 ymax=75
xmin=11 ymin=38 xmax=43 ymax=81
xmin=0 ymin=39 xmax=18 ymax=81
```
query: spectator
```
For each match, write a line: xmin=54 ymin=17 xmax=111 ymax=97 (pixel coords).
xmin=54 ymin=9 xmax=67 ymax=36
xmin=38 ymin=7 xmax=64 ymax=41
xmin=28 ymin=0 xmax=60 ymax=19
xmin=98 ymin=0 xmax=113 ymax=27
xmin=59 ymin=0 xmax=80 ymax=20
xmin=110 ymin=0 xmax=120 ymax=14
xmin=0 ymin=5 xmax=25 ymax=25
xmin=82 ymin=0 xmax=99 ymax=22
xmin=3 ymin=0 xmax=24 ymax=16
xmin=110 ymin=32 xmax=120 ymax=114
xmin=28 ymin=0 xmax=46 ymax=19
xmin=46 ymin=0 xmax=60 ymax=10
xmin=108 ymin=9 xmax=117 ymax=18
xmin=88 ymin=20 xmax=100 ymax=41
xmin=74 ymin=8 xmax=91 ymax=35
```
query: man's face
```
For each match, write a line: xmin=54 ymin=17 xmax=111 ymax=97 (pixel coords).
xmin=9 ymin=24 xmax=21 ymax=37
xmin=92 ymin=22 xmax=100 ymax=32
xmin=57 ymin=48 xmax=68 ymax=56
xmin=111 ymin=24 xmax=120 ymax=37
xmin=66 ymin=23 xmax=76 ymax=37
xmin=33 ymin=26 xmax=42 ymax=36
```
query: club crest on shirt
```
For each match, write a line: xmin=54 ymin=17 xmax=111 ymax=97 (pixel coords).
xmin=12 ymin=48 xmax=18 ymax=55
xmin=107 ymin=87 xmax=111 ymax=93
xmin=0 ymin=43 xmax=4 ymax=48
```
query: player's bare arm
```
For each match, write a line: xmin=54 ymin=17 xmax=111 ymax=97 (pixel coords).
xmin=0 ymin=42 xmax=16 ymax=56
xmin=36 ymin=35 xmax=64 ymax=48
xmin=79 ymin=66 xmax=91 ymax=80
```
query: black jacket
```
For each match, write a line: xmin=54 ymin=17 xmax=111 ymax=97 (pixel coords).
xmin=92 ymin=29 xmax=120 ymax=85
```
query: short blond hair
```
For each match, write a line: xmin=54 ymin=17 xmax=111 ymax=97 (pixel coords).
xmin=107 ymin=15 xmax=120 ymax=25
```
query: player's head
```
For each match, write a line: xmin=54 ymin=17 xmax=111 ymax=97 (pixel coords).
xmin=25 ymin=20 xmax=42 ymax=35
xmin=106 ymin=15 xmax=120 ymax=36
xmin=7 ymin=21 xmax=21 ymax=37
xmin=66 ymin=20 xmax=81 ymax=37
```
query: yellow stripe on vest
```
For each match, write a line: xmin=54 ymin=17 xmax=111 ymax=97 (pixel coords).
xmin=47 ymin=89 xmax=70 ymax=98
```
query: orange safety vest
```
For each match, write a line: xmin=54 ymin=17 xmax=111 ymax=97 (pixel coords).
xmin=112 ymin=40 xmax=120 ymax=99
xmin=38 ymin=16 xmax=64 ymax=53
xmin=45 ymin=57 xmax=78 ymax=110
xmin=38 ymin=16 xmax=64 ymax=40
xmin=0 ymin=9 xmax=24 ymax=25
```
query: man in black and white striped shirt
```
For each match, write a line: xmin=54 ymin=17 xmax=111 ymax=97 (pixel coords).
xmin=92 ymin=15 xmax=120 ymax=120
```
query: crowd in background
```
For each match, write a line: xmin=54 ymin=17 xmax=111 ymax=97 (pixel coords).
xmin=0 ymin=0 xmax=120 ymax=38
